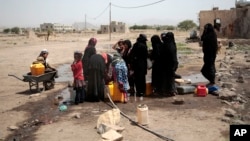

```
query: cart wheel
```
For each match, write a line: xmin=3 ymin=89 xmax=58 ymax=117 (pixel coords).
xmin=43 ymin=80 xmax=55 ymax=90
xmin=29 ymin=81 xmax=39 ymax=92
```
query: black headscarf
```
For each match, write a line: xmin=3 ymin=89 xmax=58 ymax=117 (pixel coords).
xmin=201 ymin=23 xmax=218 ymax=56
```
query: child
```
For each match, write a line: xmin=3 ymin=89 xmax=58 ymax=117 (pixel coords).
xmin=71 ymin=51 xmax=85 ymax=105
xmin=112 ymin=53 xmax=130 ymax=103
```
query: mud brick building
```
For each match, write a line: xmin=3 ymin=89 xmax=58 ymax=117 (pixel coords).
xmin=100 ymin=21 xmax=129 ymax=34
xmin=199 ymin=0 xmax=250 ymax=38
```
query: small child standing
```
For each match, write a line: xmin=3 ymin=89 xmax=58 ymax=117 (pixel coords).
xmin=71 ymin=51 xmax=85 ymax=105
xmin=112 ymin=53 xmax=130 ymax=103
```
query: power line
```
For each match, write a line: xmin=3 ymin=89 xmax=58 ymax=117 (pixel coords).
xmin=87 ymin=4 xmax=110 ymax=20
xmin=112 ymin=0 xmax=166 ymax=9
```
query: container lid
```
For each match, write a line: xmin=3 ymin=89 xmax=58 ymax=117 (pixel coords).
xmin=137 ymin=104 xmax=148 ymax=109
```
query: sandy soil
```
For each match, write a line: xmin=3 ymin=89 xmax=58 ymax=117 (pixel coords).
xmin=0 ymin=31 xmax=249 ymax=141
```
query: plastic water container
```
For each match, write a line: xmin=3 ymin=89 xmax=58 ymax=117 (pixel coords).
xmin=137 ymin=104 xmax=149 ymax=125
xmin=108 ymin=82 xmax=125 ymax=102
xmin=30 ymin=63 xmax=45 ymax=76
xmin=195 ymin=85 xmax=208 ymax=97
xmin=176 ymin=85 xmax=196 ymax=94
xmin=145 ymin=81 xmax=153 ymax=96
xmin=207 ymin=85 xmax=219 ymax=93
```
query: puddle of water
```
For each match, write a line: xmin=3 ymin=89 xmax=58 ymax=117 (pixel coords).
xmin=56 ymin=64 xmax=73 ymax=83
xmin=182 ymin=73 xmax=208 ymax=84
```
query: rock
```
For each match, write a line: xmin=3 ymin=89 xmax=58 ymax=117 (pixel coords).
xmin=219 ymin=62 xmax=229 ymax=68
xmin=8 ymin=125 xmax=19 ymax=130
xmin=242 ymin=115 xmax=250 ymax=121
xmin=29 ymin=93 xmax=40 ymax=98
xmin=236 ymin=75 xmax=244 ymax=83
xmin=230 ymin=60 xmax=235 ymax=65
xmin=231 ymin=119 xmax=246 ymax=125
xmin=219 ymin=89 xmax=237 ymax=101
xmin=221 ymin=100 xmax=232 ymax=106
xmin=101 ymin=129 xmax=123 ymax=141
xmin=172 ymin=97 xmax=185 ymax=105
xmin=221 ymin=82 xmax=234 ymax=89
xmin=224 ymin=108 xmax=237 ymax=118
xmin=68 ymin=81 xmax=74 ymax=87
xmin=221 ymin=117 xmax=231 ymax=123
xmin=232 ymin=103 xmax=245 ymax=110
xmin=218 ymin=76 xmax=229 ymax=82
xmin=246 ymin=59 xmax=250 ymax=62
xmin=230 ymin=88 xmax=236 ymax=91
xmin=230 ymin=56 xmax=234 ymax=60
xmin=97 ymin=123 xmax=125 ymax=134
xmin=218 ymin=68 xmax=228 ymax=72
xmin=229 ymin=70 xmax=235 ymax=74
xmin=97 ymin=109 xmax=121 ymax=129
xmin=217 ymin=73 xmax=232 ymax=82
xmin=234 ymin=96 xmax=247 ymax=104
xmin=71 ymin=113 xmax=81 ymax=119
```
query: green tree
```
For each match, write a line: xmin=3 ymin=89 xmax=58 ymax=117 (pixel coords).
xmin=3 ymin=28 xmax=10 ymax=33
xmin=11 ymin=27 xmax=20 ymax=34
xmin=177 ymin=20 xmax=197 ymax=31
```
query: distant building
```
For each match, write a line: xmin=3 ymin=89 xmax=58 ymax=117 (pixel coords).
xmin=100 ymin=21 xmax=129 ymax=34
xmin=0 ymin=28 xmax=4 ymax=33
xmin=199 ymin=0 xmax=250 ymax=38
xmin=40 ymin=23 xmax=74 ymax=33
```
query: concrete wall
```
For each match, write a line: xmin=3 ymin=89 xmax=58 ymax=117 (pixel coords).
xmin=199 ymin=9 xmax=237 ymax=38
xmin=234 ymin=6 xmax=250 ymax=38
xmin=199 ymin=6 xmax=250 ymax=38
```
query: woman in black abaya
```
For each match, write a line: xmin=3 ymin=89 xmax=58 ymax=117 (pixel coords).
xmin=85 ymin=54 xmax=112 ymax=102
xmin=150 ymin=35 xmax=162 ymax=93
xmin=200 ymin=23 xmax=218 ymax=86
xmin=160 ymin=32 xmax=178 ymax=96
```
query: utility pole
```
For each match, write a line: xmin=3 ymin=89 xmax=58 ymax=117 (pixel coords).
xmin=109 ymin=2 xmax=111 ymax=41
xmin=85 ymin=14 xmax=87 ymax=35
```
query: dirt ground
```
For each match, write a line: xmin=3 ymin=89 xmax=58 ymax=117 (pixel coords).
xmin=0 ymin=31 xmax=249 ymax=141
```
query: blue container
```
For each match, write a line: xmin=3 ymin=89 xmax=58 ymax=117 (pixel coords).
xmin=207 ymin=85 xmax=219 ymax=93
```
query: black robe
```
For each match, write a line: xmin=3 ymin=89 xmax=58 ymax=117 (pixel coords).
xmin=130 ymin=39 xmax=148 ymax=95
xmin=150 ymin=35 xmax=162 ymax=92
xmin=160 ymin=35 xmax=178 ymax=94
xmin=201 ymin=24 xmax=218 ymax=84
xmin=85 ymin=54 xmax=106 ymax=102
xmin=82 ymin=47 xmax=96 ymax=81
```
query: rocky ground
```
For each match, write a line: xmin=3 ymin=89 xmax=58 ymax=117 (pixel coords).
xmin=0 ymin=31 xmax=249 ymax=141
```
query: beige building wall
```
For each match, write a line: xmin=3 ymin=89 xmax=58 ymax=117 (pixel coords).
xmin=100 ymin=21 xmax=128 ymax=34
xmin=199 ymin=5 xmax=250 ymax=39
xmin=199 ymin=8 xmax=237 ymax=38
xmin=234 ymin=6 xmax=250 ymax=38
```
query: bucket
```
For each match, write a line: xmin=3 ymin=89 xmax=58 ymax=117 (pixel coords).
xmin=137 ymin=104 xmax=149 ymax=125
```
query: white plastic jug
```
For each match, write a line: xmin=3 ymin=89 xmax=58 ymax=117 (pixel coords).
xmin=137 ymin=104 xmax=149 ymax=125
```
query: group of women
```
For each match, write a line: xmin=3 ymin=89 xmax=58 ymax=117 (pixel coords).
xmin=71 ymin=23 xmax=218 ymax=103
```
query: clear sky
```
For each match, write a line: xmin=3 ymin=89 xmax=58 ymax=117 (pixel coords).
xmin=0 ymin=0 xmax=236 ymax=28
